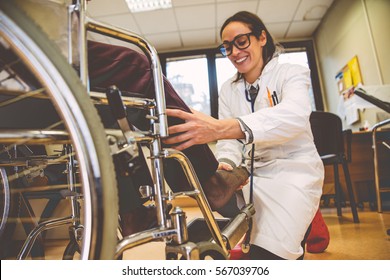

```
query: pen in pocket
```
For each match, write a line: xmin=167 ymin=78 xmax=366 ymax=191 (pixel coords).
xmin=272 ymin=91 xmax=279 ymax=105
xmin=267 ymin=87 xmax=273 ymax=107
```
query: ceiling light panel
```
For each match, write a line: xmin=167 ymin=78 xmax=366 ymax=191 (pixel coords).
xmin=126 ymin=0 xmax=172 ymax=13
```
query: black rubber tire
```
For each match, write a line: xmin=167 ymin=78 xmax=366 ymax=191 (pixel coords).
xmin=197 ymin=241 xmax=228 ymax=260
xmin=0 ymin=2 xmax=118 ymax=259
xmin=62 ymin=240 xmax=81 ymax=260
xmin=0 ymin=168 xmax=20 ymax=259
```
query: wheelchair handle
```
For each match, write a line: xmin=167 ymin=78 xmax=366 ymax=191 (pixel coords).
xmin=106 ymin=85 xmax=127 ymax=120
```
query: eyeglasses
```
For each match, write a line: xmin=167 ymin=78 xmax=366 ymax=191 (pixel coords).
xmin=218 ymin=32 xmax=254 ymax=57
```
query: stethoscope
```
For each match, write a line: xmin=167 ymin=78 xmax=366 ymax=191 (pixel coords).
xmin=245 ymin=83 xmax=259 ymax=112
xmin=242 ymin=81 xmax=258 ymax=251
xmin=243 ymin=81 xmax=258 ymax=201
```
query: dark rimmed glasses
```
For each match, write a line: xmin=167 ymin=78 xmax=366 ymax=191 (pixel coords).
xmin=218 ymin=32 xmax=254 ymax=57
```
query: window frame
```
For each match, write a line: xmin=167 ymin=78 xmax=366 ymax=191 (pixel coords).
xmin=280 ymin=40 xmax=324 ymax=111
xmin=159 ymin=39 xmax=323 ymax=118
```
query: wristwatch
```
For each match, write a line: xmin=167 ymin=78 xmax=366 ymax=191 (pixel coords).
xmin=237 ymin=118 xmax=252 ymax=143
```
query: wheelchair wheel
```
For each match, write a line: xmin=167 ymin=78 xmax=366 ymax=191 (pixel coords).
xmin=197 ymin=241 xmax=228 ymax=260
xmin=62 ymin=240 xmax=81 ymax=260
xmin=165 ymin=242 xmax=227 ymax=260
xmin=0 ymin=167 xmax=20 ymax=259
xmin=0 ymin=167 xmax=12 ymax=240
xmin=0 ymin=2 xmax=118 ymax=259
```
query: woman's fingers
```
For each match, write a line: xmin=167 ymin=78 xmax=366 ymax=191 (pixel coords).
xmin=236 ymin=178 xmax=250 ymax=190
xmin=218 ymin=162 xmax=233 ymax=171
xmin=167 ymin=121 xmax=191 ymax=135
xmin=166 ymin=108 xmax=193 ymax=120
xmin=163 ymin=129 xmax=193 ymax=145
xmin=164 ymin=108 xmax=220 ymax=149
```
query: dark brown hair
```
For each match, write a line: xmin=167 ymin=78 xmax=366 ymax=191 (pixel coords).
xmin=220 ymin=11 xmax=278 ymax=82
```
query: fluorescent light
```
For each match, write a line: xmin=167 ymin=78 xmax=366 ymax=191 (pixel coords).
xmin=126 ymin=0 xmax=172 ymax=13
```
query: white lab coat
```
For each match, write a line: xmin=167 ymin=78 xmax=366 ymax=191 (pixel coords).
xmin=216 ymin=56 xmax=324 ymax=259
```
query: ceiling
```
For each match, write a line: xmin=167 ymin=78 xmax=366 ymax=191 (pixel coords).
xmin=86 ymin=0 xmax=335 ymax=52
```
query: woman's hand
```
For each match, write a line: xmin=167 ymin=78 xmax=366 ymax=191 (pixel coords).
xmin=164 ymin=108 xmax=244 ymax=150
xmin=164 ymin=108 xmax=221 ymax=150
xmin=218 ymin=162 xmax=233 ymax=171
xmin=218 ymin=162 xmax=249 ymax=190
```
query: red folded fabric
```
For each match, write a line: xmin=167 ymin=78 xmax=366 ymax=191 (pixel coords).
xmin=306 ymin=209 xmax=330 ymax=253
xmin=229 ymin=243 xmax=249 ymax=260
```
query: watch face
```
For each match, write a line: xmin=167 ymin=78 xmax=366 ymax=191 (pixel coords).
xmin=237 ymin=119 xmax=246 ymax=131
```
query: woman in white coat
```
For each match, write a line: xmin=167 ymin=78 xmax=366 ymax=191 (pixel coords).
xmin=165 ymin=11 xmax=324 ymax=260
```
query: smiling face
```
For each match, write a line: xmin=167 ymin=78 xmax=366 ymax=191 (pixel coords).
xmin=221 ymin=21 xmax=267 ymax=84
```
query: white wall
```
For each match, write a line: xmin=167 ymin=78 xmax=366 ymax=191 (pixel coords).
xmin=314 ymin=0 xmax=390 ymax=130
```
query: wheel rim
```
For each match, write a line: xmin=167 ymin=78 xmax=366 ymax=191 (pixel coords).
xmin=0 ymin=2 xmax=118 ymax=259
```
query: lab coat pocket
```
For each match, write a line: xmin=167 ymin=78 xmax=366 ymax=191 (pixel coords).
xmin=252 ymin=159 xmax=279 ymax=179
xmin=252 ymin=146 xmax=284 ymax=162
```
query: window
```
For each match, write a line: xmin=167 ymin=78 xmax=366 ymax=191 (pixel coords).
xmin=159 ymin=40 xmax=323 ymax=118
xmin=280 ymin=41 xmax=323 ymax=111
xmin=278 ymin=50 xmax=316 ymax=110
xmin=215 ymin=56 xmax=236 ymax=92
xmin=165 ymin=56 xmax=211 ymax=115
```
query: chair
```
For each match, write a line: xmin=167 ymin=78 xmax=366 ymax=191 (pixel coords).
xmin=310 ymin=111 xmax=359 ymax=223
xmin=372 ymin=119 xmax=390 ymax=213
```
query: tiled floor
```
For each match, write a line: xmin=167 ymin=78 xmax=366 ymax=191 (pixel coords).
xmin=305 ymin=206 xmax=390 ymax=260
xmin=31 ymin=202 xmax=390 ymax=260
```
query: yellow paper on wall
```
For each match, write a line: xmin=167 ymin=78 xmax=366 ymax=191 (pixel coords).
xmin=348 ymin=56 xmax=363 ymax=86
xmin=343 ymin=67 xmax=353 ymax=89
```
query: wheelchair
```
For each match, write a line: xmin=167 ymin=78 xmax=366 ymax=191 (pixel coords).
xmin=0 ymin=0 xmax=254 ymax=260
